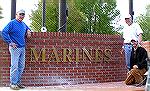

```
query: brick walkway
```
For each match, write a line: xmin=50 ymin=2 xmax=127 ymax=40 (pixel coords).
xmin=0 ymin=81 xmax=145 ymax=91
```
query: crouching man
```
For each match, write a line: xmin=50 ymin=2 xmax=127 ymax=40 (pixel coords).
xmin=124 ymin=39 xmax=148 ymax=85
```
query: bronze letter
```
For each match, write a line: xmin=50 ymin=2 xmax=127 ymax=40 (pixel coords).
xmin=104 ymin=49 xmax=111 ymax=63
xmin=49 ymin=47 xmax=60 ymax=62
xmin=95 ymin=49 xmax=103 ymax=62
xmin=75 ymin=48 xmax=79 ymax=62
xmin=30 ymin=48 xmax=46 ymax=62
xmin=63 ymin=48 xmax=72 ymax=62
xmin=82 ymin=48 xmax=93 ymax=62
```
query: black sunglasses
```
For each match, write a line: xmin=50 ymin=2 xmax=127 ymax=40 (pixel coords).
xmin=19 ymin=13 xmax=25 ymax=16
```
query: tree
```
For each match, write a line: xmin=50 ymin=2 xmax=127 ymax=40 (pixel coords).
xmin=137 ymin=4 xmax=150 ymax=41
xmin=30 ymin=0 xmax=59 ymax=32
xmin=73 ymin=0 xmax=120 ymax=34
xmin=30 ymin=0 xmax=121 ymax=34
xmin=0 ymin=6 xmax=3 ymax=19
xmin=66 ymin=0 xmax=89 ymax=33
xmin=30 ymin=0 xmax=85 ymax=32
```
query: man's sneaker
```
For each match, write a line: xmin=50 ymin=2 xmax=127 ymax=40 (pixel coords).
xmin=17 ymin=84 xmax=25 ymax=89
xmin=10 ymin=84 xmax=20 ymax=90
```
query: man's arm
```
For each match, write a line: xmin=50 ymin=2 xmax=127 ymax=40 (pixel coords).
xmin=24 ymin=23 xmax=31 ymax=38
xmin=2 ymin=22 xmax=18 ymax=48
xmin=138 ymin=33 xmax=142 ymax=44
xmin=26 ymin=29 xmax=31 ymax=38
xmin=137 ymin=48 xmax=148 ymax=70
xmin=2 ymin=22 xmax=13 ymax=44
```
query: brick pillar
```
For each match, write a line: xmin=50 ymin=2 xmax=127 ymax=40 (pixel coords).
xmin=142 ymin=41 xmax=150 ymax=57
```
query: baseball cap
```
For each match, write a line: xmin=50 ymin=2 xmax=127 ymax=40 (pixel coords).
xmin=125 ymin=14 xmax=131 ymax=19
xmin=131 ymin=39 xmax=137 ymax=42
xmin=16 ymin=9 xmax=25 ymax=14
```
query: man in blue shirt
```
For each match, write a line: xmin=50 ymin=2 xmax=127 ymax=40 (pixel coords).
xmin=2 ymin=9 xmax=31 ymax=90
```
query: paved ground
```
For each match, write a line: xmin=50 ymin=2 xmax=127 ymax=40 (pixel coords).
xmin=0 ymin=82 xmax=145 ymax=91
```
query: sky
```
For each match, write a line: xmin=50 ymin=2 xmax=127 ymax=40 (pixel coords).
xmin=0 ymin=0 xmax=150 ymax=30
xmin=0 ymin=0 xmax=38 ymax=30
xmin=117 ymin=0 xmax=150 ymax=25
xmin=117 ymin=0 xmax=149 ymax=17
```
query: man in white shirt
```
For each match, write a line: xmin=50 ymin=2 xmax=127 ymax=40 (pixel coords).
xmin=122 ymin=14 xmax=143 ymax=70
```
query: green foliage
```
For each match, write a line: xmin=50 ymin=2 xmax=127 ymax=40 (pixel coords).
xmin=30 ymin=0 xmax=59 ymax=32
xmin=66 ymin=0 xmax=89 ymax=33
xmin=137 ymin=4 xmax=150 ymax=41
xmin=68 ymin=0 xmax=121 ymax=34
xmin=0 ymin=6 xmax=3 ymax=19
xmin=30 ymin=0 xmax=121 ymax=34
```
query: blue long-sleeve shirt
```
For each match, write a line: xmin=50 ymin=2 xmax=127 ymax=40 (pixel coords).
xmin=2 ymin=19 xmax=30 ymax=48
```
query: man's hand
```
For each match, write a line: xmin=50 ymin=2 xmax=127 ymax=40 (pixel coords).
xmin=120 ymin=49 xmax=124 ymax=54
xmin=138 ymin=41 xmax=143 ymax=46
xmin=9 ymin=43 xmax=17 ymax=48
xmin=133 ymin=65 xmax=138 ymax=69
xmin=26 ymin=30 xmax=31 ymax=38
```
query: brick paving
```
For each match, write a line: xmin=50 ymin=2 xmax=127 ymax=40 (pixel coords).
xmin=0 ymin=81 xmax=145 ymax=91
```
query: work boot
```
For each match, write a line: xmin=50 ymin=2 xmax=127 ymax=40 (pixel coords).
xmin=10 ymin=84 xmax=20 ymax=90
xmin=17 ymin=84 xmax=25 ymax=89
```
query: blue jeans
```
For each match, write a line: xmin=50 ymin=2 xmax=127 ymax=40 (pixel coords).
xmin=123 ymin=44 xmax=132 ymax=70
xmin=9 ymin=46 xmax=25 ymax=85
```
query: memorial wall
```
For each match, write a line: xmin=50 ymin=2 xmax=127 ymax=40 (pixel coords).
xmin=0 ymin=32 xmax=143 ymax=86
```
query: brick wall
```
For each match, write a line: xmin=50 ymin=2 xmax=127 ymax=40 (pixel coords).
xmin=0 ymin=32 xmax=127 ymax=87
xmin=142 ymin=41 xmax=150 ymax=57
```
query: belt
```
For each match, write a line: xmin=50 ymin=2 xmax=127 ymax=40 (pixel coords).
xmin=124 ymin=43 xmax=131 ymax=45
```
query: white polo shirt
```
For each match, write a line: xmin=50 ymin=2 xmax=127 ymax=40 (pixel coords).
xmin=123 ymin=23 xmax=143 ymax=43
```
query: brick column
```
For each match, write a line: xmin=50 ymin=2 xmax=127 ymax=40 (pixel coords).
xmin=142 ymin=41 xmax=150 ymax=57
